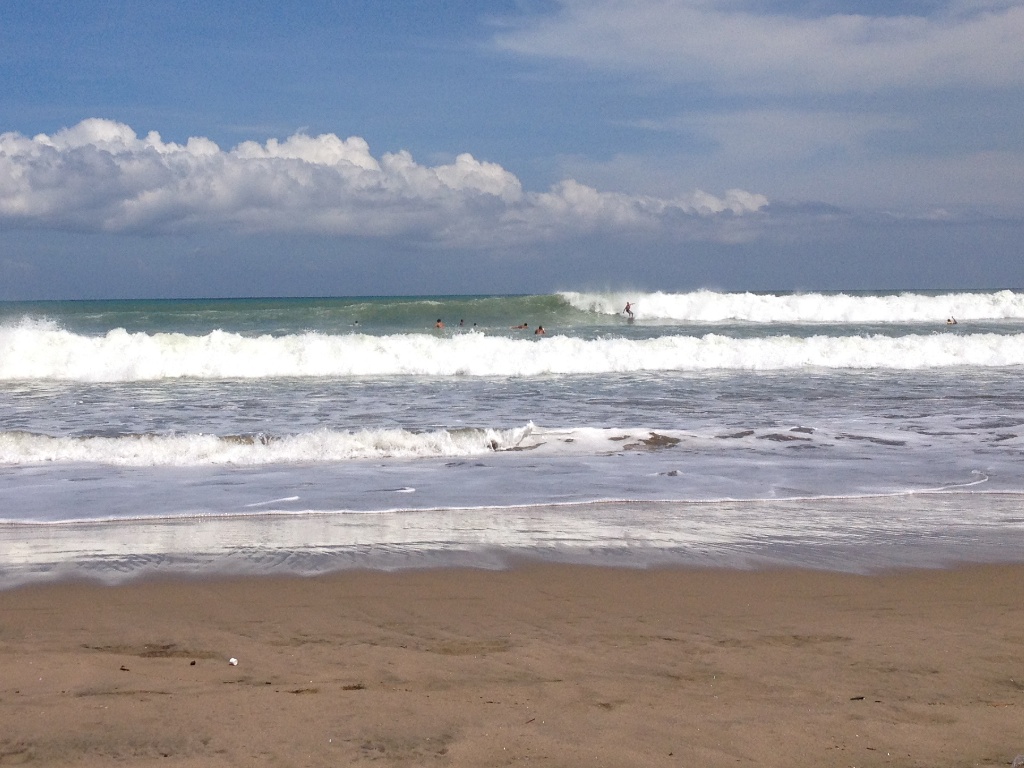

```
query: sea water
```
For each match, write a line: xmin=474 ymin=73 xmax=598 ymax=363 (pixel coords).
xmin=1 ymin=290 xmax=1023 ymax=585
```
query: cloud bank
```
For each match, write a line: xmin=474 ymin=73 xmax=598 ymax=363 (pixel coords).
xmin=0 ymin=119 xmax=768 ymax=246
xmin=493 ymin=0 xmax=1024 ymax=94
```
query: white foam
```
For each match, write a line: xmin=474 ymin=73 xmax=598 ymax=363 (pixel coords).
xmin=2 ymin=320 xmax=1023 ymax=381
xmin=0 ymin=425 xmax=723 ymax=466
xmin=0 ymin=424 xmax=540 ymax=466
xmin=0 ymin=423 xmax=947 ymax=467
xmin=562 ymin=289 xmax=1024 ymax=323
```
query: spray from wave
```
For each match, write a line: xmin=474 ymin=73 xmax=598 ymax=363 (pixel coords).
xmin=561 ymin=289 xmax=1024 ymax=323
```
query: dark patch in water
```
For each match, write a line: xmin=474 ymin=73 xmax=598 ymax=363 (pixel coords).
xmin=790 ymin=426 xmax=814 ymax=434
xmin=759 ymin=433 xmax=810 ymax=442
xmin=837 ymin=433 xmax=906 ymax=447
xmin=224 ymin=433 xmax=275 ymax=445
xmin=962 ymin=419 xmax=1024 ymax=429
xmin=642 ymin=433 xmax=681 ymax=448
xmin=717 ymin=430 xmax=754 ymax=439
xmin=624 ymin=432 xmax=681 ymax=451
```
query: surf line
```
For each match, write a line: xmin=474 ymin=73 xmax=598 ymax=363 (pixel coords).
xmin=914 ymin=470 xmax=990 ymax=494
xmin=243 ymin=496 xmax=301 ymax=508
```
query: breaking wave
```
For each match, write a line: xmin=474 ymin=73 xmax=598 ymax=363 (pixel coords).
xmin=562 ymin=289 xmax=1024 ymax=323
xmin=0 ymin=424 xmax=539 ymax=466
xmin=1 ymin=422 xmax=936 ymax=466
xmin=2 ymin=319 xmax=1024 ymax=381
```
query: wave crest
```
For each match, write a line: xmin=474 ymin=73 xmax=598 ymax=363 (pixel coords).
xmin=561 ymin=289 xmax=1024 ymax=323
xmin=0 ymin=424 xmax=538 ymax=466
xmin=2 ymin=320 xmax=1024 ymax=381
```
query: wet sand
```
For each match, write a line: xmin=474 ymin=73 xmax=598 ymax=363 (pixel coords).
xmin=0 ymin=564 xmax=1021 ymax=767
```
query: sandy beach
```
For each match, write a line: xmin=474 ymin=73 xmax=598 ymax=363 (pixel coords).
xmin=0 ymin=564 xmax=1021 ymax=767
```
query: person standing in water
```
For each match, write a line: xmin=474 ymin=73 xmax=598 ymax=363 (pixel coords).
xmin=623 ymin=302 xmax=634 ymax=319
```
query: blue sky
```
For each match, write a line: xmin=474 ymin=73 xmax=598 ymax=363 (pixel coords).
xmin=1 ymin=0 xmax=1022 ymax=299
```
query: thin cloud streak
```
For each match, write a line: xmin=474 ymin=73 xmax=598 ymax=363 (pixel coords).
xmin=0 ymin=119 xmax=768 ymax=246
xmin=493 ymin=0 xmax=1024 ymax=94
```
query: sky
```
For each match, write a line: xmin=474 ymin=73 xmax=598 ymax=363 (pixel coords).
xmin=1 ymin=0 xmax=1022 ymax=299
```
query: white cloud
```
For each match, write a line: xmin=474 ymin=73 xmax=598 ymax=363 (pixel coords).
xmin=0 ymin=119 xmax=768 ymax=245
xmin=493 ymin=0 xmax=1024 ymax=94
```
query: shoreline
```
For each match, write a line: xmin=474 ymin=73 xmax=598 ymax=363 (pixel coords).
xmin=4 ymin=492 xmax=1024 ymax=589
xmin=1 ymin=563 xmax=1021 ymax=766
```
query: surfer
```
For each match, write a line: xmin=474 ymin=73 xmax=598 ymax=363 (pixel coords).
xmin=947 ymin=317 xmax=957 ymax=325
xmin=435 ymin=319 xmax=445 ymax=328
xmin=511 ymin=322 xmax=529 ymax=330
xmin=623 ymin=302 xmax=634 ymax=319
xmin=534 ymin=325 xmax=546 ymax=335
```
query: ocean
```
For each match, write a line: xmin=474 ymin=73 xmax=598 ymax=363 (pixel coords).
xmin=2 ymin=289 xmax=1023 ymax=586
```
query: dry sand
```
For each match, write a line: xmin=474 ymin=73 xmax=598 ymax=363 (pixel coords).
xmin=0 ymin=564 xmax=1022 ymax=767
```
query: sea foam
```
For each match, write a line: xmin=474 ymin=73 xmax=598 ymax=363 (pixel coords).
xmin=2 ymin=321 xmax=1024 ymax=381
xmin=562 ymin=289 xmax=1024 ymax=323
xmin=0 ymin=424 xmax=539 ymax=466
